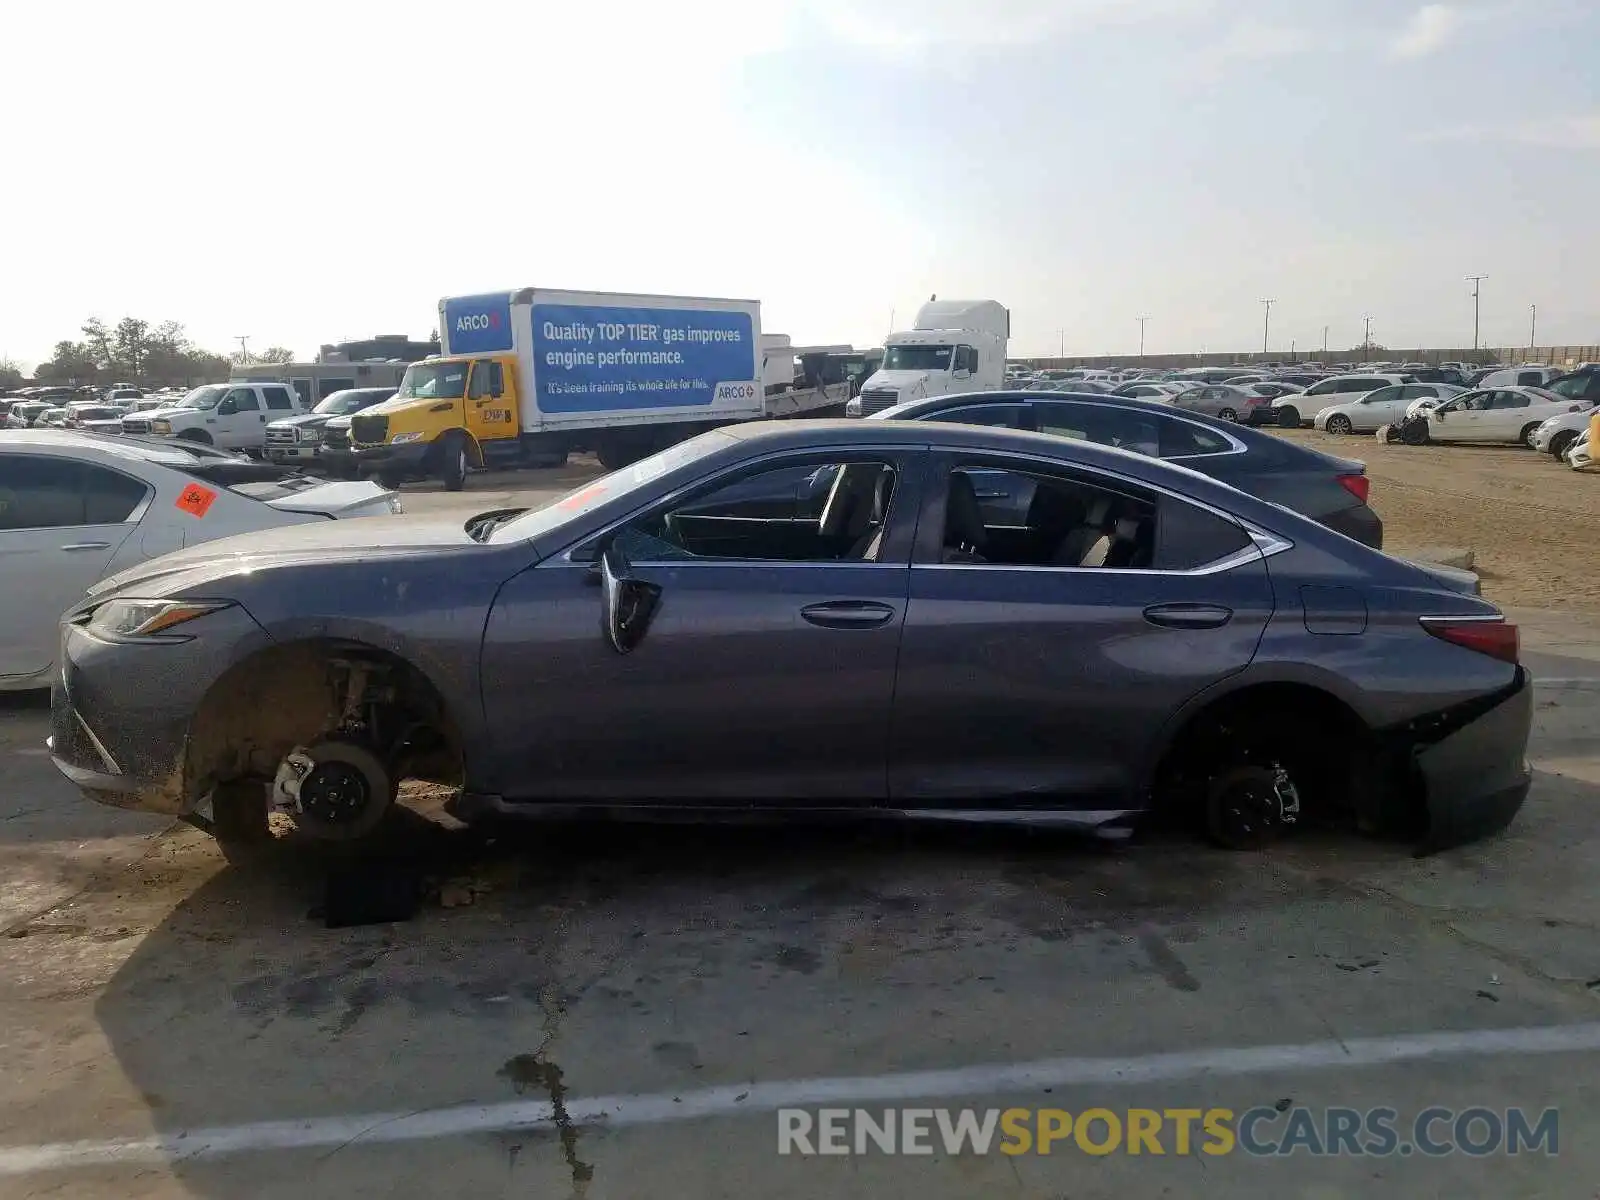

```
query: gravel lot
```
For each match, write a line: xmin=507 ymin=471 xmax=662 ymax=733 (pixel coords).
xmin=0 ymin=437 xmax=1597 ymax=1198
xmin=1277 ymin=429 xmax=1600 ymax=612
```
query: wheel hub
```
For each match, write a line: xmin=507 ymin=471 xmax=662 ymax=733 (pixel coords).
xmin=298 ymin=761 xmax=371 ymax=825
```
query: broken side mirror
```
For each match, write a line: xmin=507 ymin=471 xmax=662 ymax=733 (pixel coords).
xmin=600 ymin=543 xmax=660 ymax=654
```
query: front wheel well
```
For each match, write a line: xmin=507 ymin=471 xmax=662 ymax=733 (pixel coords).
xmin=183 ymin=639 xmax=465 ymax=809
xmin=1150 ymin=682 xmax=1417 ymax=837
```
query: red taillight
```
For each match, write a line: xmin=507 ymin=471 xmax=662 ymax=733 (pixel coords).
xmin=1337 ymin=473 xmax=1370 ymax=504
xmin=1421 ymin=618 xmax=1520 ymax=664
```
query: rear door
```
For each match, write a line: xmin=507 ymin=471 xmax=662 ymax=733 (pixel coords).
xmin=889 ymin=451 xmax=1274 ymax=810
xmin=1484 ymin=389 xmax=1533 ymax=439
xmin=0 ymin=455 xmax=148 ymax=679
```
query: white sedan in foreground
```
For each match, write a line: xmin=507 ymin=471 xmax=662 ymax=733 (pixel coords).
xmin=0 ymin=430 xmax=400 ymax=691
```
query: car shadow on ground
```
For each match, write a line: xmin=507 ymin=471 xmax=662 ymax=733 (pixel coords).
xmin=68 ymin=779 xmax=1513 ymax=1197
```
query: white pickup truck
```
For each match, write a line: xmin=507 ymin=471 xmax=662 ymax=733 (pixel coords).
xmin=122 ymin=382 xmax=311 ymax=452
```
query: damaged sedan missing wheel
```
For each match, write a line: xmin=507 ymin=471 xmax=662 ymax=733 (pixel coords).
xmin=48 ymin=419 xmax=1531 ymax=858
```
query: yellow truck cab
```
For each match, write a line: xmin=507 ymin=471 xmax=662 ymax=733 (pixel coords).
xmin=351 ymin=288 xmax=765 ymax=489
xmin=349 ymin=354 xmax=526 ymax=490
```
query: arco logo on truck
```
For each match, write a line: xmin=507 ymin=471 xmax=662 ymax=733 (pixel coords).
xmin=455 ymin=312 xmax=502 ymax=333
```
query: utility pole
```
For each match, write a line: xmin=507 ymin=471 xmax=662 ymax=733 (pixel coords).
xmin=1362 ymin=314 xmax=1373 ymax=350
xmin=1136 ymin=316 xmax=1150 ymax=358
xmin=1058 ymin=329 xmax=1066 ymax=359
xmin=1529 ymin=303 xmax=1537 ymax=350
xmin=1291 ymin=339 xmax=1296 ymax=359
xmin=1466 ymin=274 xmax=1488 ymax=351
xmin=1260 ymin=299 xmax=1275 ymax=356
xmin=234 ymin=336 xmax=251 ymax=363
xmin=1322 ymin=325 xmax=1329 ymax=354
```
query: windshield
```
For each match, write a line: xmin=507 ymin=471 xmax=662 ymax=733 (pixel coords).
xmin=315 ymin=390 xmax=386 ymax=415
xmin=175 ymin=385 xmax=227 ymax=410
xmin=484 ymin=431 xmax=737 ymax=544
xmin=397 ymin=362 xmax=469 ymax=400
xmin=882 ymin=345 xmax=953 ymax=372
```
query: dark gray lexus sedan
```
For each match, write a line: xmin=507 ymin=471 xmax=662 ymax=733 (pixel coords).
xmin=50 ymin=419 xmax=1530 ymax=857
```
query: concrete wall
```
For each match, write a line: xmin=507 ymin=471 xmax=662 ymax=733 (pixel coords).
xmin=1016 ymin=346 xmax=1600 ymax=371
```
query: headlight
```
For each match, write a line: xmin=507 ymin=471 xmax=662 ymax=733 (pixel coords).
xmin=152 ymin=419 xmax=172 ymax=434
xmin=391 ymin=431 xmax=423 ymax=445
xmin=85 ymin=599 xmax=229 ymax=640
xmin=300 ymin=429 xmax=321 ymax=443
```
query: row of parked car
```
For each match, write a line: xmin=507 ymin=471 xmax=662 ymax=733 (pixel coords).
xmin=999 ymin=362 xmax=1600 ymax=468
xmin=2 ymin=383 xmax=400 ymax=477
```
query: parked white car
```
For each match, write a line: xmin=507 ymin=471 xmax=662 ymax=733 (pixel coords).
xmin=0 ymin=431 xmax=400 ymax=691
xmin=1314 ymin=383 xmax=1463 ymax=434
xmin=1410 ymin=387 xmax=1594 ymax=447
xmin=1567 ymin=427 xmax=1593 ymax=470
xmin=1475 ymin=366 xmax=1564 ymax=390
xmin=1272 ymin=373 xmax=1412 ymax=428
xmin=121 ymin=381 xmax=310 ymax=453
xmin=1530 ymin=407 xmax=1596 ymax=459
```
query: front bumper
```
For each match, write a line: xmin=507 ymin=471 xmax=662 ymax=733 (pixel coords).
xmin=1414 ymin=668 xmax=1532 ymax=852
xmin=350 ymin=440 xmax=431 ymax=475
xmin=266 ymin=445 xmax=321 ymax=464
xmin=49 ymin=604 xmax=272 ymax=815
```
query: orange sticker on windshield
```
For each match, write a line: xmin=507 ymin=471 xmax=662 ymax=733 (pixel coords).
xmin=175 ymin=483 xmax=218 ymax=518
xmin=557 ymin=483 xmax=609 ymax=510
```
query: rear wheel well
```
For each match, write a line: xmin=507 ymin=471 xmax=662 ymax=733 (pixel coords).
xmin=1151 ymin=682 xmax=1416 ymax=837
xmin=184 ymin=640 xmax=465 ymax=808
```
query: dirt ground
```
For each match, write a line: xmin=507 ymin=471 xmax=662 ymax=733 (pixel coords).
xmin=1278 ymin=429 xmax=1600 ymax=611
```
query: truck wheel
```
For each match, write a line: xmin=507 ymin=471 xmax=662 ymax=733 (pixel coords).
xmin=439 ymin=436 xmax=469 ymax=492
xmin=176 ymin=428 xmax=214 ymax=444
xmin=595 ymin=437 xmax=631 ymax=471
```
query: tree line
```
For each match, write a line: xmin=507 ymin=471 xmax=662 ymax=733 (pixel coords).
xmin=12 ymin=318 xmax=295 ymax=391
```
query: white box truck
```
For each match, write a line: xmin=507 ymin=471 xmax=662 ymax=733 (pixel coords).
xmin=847 ymin=298 xmax=1010 ymax=416
xmin=348 ymin=288 xmax=766 ymax=487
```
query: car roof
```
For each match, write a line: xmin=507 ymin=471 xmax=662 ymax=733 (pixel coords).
xmin=0 ymin=428 xmax=243 ymax=466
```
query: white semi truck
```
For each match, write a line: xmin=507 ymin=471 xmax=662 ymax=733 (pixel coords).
xmin=847 ymin=298 xmax=1010 ymax=416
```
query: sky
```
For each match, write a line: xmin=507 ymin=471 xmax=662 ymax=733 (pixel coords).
xmin=3 ymin=0 xmax=1596 ymax=367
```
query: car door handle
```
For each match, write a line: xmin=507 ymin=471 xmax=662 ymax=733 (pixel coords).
xmin=800 ymin=601 xmax=897 ymax=629
xmin=60 ymin=542 xmax=111 ymax=552
xmin=973 ymin=490 xmax=1010 ymax=500
xmin=1143 ymin=603 xmax=1233 ymax=630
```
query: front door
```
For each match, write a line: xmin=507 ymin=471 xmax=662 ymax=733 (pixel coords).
xmin=479 ymin=450 xmax=923 ymax=801
xmin=466 ymin=359 xmax=518 ymax=447
xmin=214 ymin=386 xmax=263 ymax=449
xmin=0 ymin=455 xmax=146 ymax=679
xmin=888 ymin=452 xmax=1274 ymax=810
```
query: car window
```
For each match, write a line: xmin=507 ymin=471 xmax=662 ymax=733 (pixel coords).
xmin=262 ymin=385 xmax=294 ymax=411
xmin=924 ymin=403 xmax=1024 ymax=428
xmin=613 ymin=457 xmax=900 ymax=564
xmin=82 ymin=462 xmax=150 ymax=523
xmin=0 ymin=455 xmax=148 ymax=529
xmin=1032 ymin=402 xmax=1159 ymax=457
xmin=1157 ymin=419 xmax=1233 ymax=458
xmin=1492 ymin=390 xmax=1529 ymax=409
xmin=1304 ymin=380 xmax=1336 ymax=396
xmin=1339 ymin=377 xmax=1380 ymax=393
xmin=224 ymin=387 xmax=259 ymax=413
xmin=1362 ymin=386 xmax=1399 ymax=405
xmin=930 ymin=460 xmax=1246 ymax=572
xmin=0 ymin=455 xmax=83 ymax=529
xmin=1516 ymin=371 xmax=1544 ymax=386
